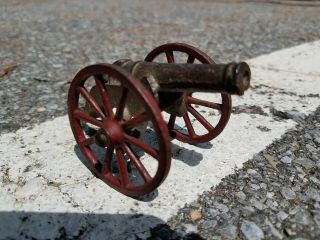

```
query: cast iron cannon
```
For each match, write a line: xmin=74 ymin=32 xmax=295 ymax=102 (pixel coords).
xmin=68 ymin=43 xmax=251 ymax=197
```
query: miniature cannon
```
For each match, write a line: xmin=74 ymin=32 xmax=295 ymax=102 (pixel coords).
xmin=68 ymin=43 xmax=251 ymax=197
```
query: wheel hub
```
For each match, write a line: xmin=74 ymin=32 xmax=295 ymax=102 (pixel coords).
xmin=95 ymin=119 xmax=124 ymax=147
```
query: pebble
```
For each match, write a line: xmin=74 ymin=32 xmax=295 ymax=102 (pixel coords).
xmin=36 ymin=107 xmax=46 ymax=113
xmin=52 ymin=64 xmax=63 ymax=69
xmin=292 ymin=210 xmax=312 ymax=225
xmin=306 ymin=144 xmax=318 ymax=154
xmin=242 ymin=206 xmax=256 ymax=215
xmin=247 ymin=169 xmax=258 ymax=175
xmin=265 ymin=199 xmax=278 ymax=210
xmin=277 ymin=211 xmax=288 ymax=221
xmin=236 ymin=191 xmax=246 ymax=201
xmin=284 ymin=228 xmax=295 ymax=236
xmin=260 ymin=183 xmax=267 ymax=189
xmin=206 ymin=208 xmax=219 ymax=217
xmin=252 ymin=201 xmax=264 ymax=210
xmin=216 ymin=224 xmax=237 ymax=239
xmin=280 ymin=187 xmax=296 ymax=200
xmin=280 ymin=156 xmax=292 ymax=165
xmin=201 ymin=220 xmax=217 ymax=230
xmin=24 ymin=115 xmax=31 ymax=121
xmin=313 ymin=211 xmax=320 ymax=226
xmin=179 ymin=223 xmax=198 ymax=234
xmin=265 ymin=218 xmax=283 ymax=239
xmin=310 ymin=176 xmax=320 ymax=185
xmin=46 ymin=102 xmax=58 ymax=111
xmin=305 ymin=188 xmax=320 ymax=201
xmin=63 ymin=47 xmax=72 ymax=53
xmin=214 ymin=203 xmax=229 ymax=213
xmin=266 ymin=192 xmax=274 ymax=198
xmin=136 ymin=231 xmax=151 ymax=239
xmin=190 ymin=202 xmax=201 ymax=208
xmin=250 ymin=184 xmax=260 ymax=191
xmin=287 ymin=111 xmax=306 ymax=122
xmin=289 ymin=206 xmax=300 ymax=215
xmin=294 ymin=157 xmax=315 ymax=170
xmin=190 ymin=210 xmax=202 ymax=222
xmin=240 ymin=220 xmax=265 ymax=240
xmin=263 ymin=154 xmax=279 ymax=171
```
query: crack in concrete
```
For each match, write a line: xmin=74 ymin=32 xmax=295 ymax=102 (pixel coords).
xmin=1 ymin=166 xmax=26 ymax=187
xmin=37 ymin=173 xmax=86 ymax=211
xmin=252 ymin=66 xmax=320 ymax=77
xmin=252 ymin=84 xmax=320 ymax=98
xmin=232 ymin=105 xmax=268 ymax=116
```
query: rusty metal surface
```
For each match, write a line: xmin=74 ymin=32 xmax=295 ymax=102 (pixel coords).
xmin=68 ymin=63 xmax=171 ymax=197
xmin=117 ymin=60 xmax=251 ymax=95
xmin=144 ymin=43 xmax=233 ymax=144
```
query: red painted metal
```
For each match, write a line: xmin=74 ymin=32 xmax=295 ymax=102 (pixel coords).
xmin=145 ymin=43 xmax=232 ymax=144
xmin=68 ymin=63 xmax=171 ymax=196
xmin=67 ymin=43 xmax=242 ymax=197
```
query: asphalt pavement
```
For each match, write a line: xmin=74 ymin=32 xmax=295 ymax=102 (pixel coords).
xmin=0 ymin=0 xmax=319 ymax=239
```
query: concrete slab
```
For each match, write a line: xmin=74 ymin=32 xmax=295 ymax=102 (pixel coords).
xmin=1 ymin=41 xmax=320 ymax=239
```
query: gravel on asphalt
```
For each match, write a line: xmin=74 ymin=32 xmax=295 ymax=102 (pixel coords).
xmin=1 ymin=0 xmax=320 ymax=133
xmin=149 ymin=106 xmax=320 ymax=239
xmin=1 ymin=1 xmax=320 ymax=239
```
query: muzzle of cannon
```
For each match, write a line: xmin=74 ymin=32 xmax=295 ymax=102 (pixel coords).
xmin=67 ymin=43 xmax=251 ymax=197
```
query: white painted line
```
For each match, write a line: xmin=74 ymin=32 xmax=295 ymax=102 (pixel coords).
xmin=248 ymin=40 xmax=320 ymax=77
xmin=1 ymin=41 xmax=320 ymax=239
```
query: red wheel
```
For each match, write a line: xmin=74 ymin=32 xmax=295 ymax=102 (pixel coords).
xmin=68 ymin=63 xmax=171 ymax=196
xmin=145 ymin=43 xmax=232 ymax=144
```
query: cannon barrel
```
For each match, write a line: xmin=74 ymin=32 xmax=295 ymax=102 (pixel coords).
xmin=115 ymin=60 xmax=251 ymax=95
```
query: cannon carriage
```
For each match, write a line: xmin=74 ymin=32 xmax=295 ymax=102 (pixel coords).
xmin=68 ymin=43 xmax=251 ymax=197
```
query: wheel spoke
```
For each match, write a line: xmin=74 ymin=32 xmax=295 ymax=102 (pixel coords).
xmin=168 ymin=115 xmax=176 ymax=130
xmin=102 ymin=146 xmax=114 ymax=174
xmin=122 ymin=143 xmax=152 ymax=183
xmin=187 ymin=105 xmax=214 ymax=131
xmin=187 ymin=96 xmax=222 ymax=111
xmin=183 ymin=113 xmax=196 ymax=137
xmin=187 ymin=55 xmax=195 ymax=63
xmin=143 ymin=44 xmax=230 ymax=144
xmin=81 ymin=136 xmax=95 ymax=146
xmin=122 ymin=111 xmax=150 ymax=127
xmin=73 ymin=109 xmax=103 ymax=127
xmin=165 ymin=51 xmax=175 ymax=63
xmin=115 ymin=86 xmax=128 ymax=120
xmin=77 ymin=86 xmax=105 ymax=119
xmin=124 ymin=133 xmax=159 ymax=159
xmin=94 ymin=75 xmax=114 ymax=117
xmin=115 ymin=147 xmax=129 ymax=187
xmin=85 ymin=147 xmax=101 ymax=169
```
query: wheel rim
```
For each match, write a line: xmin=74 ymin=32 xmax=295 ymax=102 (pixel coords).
xmin=68 ymin=63 xmax=171 ymax=196
xmin=145 ymin=43 xmax=232 ymax=144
